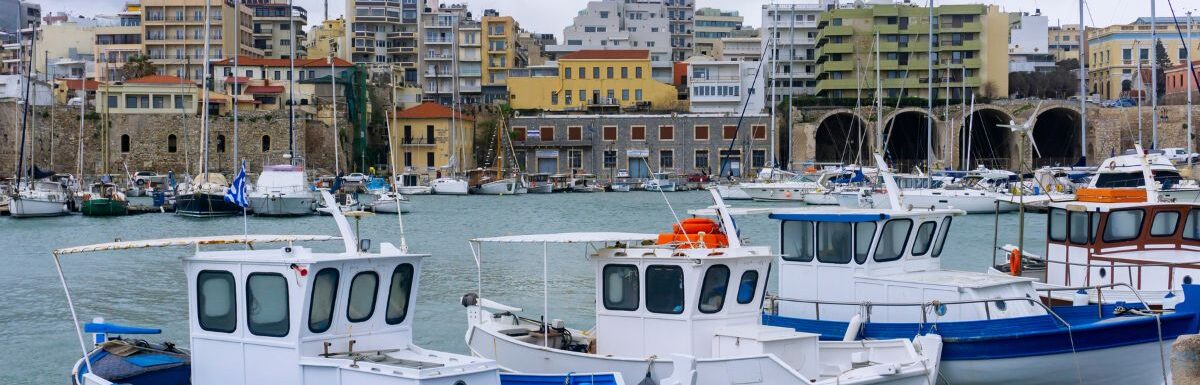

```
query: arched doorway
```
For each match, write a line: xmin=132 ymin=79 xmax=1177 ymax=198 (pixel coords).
xmin=958 ymin=108 xmax=1012 ymax=170
xmin=882 ymin=110 xmax=935 ymax=172
xmin=1031 ymin=107 xmax=1083 ymax=167
xmin=814 ymin=112 xmax=870 ymax=164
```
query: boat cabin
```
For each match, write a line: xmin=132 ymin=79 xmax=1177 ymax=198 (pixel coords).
xmin=1090 ymin=153 xmax=1188 ymax=189
xmin=771 ymin=208 xmax=1043 ymax=323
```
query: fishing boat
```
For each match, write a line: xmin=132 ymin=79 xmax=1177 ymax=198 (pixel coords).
xmin=1088 ymin=150 xmax=1200 ymax=202
xmin=248 ymin=164 xmax=315 ymax=216
xmin=641 ymin=172 xmax=677 ymax=192
xmin=550 ymin=174 xmax=572 ymax=192
xmin=59 ymin=191 xmax=506 ymax=385
xmin=761 ymin=155 xmax=1200 ymax=384
xmin=395 ymin=173 xmax=432 ymax=195
xmin=526 ymin=173 xmax=554 ymax=194
xmin=10 ymin=179 xmax=73 ymax=218
xmin=568 ymin=174 xmax=603 ymax=192
xmin=80 ymin=181 xmax=129 ymax=216
xmin=608 ymin=178 xmax=632 ymax=192
xmin=714 ymin=184 xmax=751 ymax=200
xmin=175 ymin=173 xmax=240 ymax=217
xmin=463 ymin=189 xmax=943 ymax=384
xmin=316 ymin=192 xmax=360 ymax=215
xmin=740 ymin=174 xmax=821 ymax=202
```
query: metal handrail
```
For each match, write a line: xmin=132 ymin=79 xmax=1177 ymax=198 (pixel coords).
xmin=767 ymin=294 xmax=1074 ymax=328
xmin=1013 ymin=248 xmax=1200 ymax=269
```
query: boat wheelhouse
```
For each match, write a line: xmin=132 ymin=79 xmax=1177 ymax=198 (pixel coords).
xmin=1089 ymin=152 xmax=1200 ymax=202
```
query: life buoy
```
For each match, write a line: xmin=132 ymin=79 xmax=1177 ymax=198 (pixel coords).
xmin=1009 ymin=248 xmax=1022 ymax=276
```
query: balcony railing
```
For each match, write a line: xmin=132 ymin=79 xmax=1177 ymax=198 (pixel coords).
xmin=400 ymin=137 xmax=435 ymax=145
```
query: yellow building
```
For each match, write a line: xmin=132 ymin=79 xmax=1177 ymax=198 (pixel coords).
xmin=53 ymin=79 xmax=101 ymax=105
xmin=481 ymin=10 xmax=526 ymax=104
xmin=507 ymin=49 xmax=682 ymax=111
xmin=1087 ymin=17 xmax=1199 ymax=100
xmin=96 ymin=74 xmax=200 ymax=114
xmin=1047 ymin=24 xmax=1083 ymax=62
xmin=140 ymin=0 xmax=263 ymax=81
xmin=389 ymin=101 xmax=476 ymax=174
xmin=304 ymin=18 xmax=347 ymax=60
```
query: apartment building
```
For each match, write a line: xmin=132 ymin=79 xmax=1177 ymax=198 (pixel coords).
xmin=96 ymin=74 xmax=199 ymax=114
xmin=687 ymin=58 xmax=765 ymax=114
xmin=694 ymin=8 xmax=744 ymax=58
xmin=812 ymin=3 xmax=1009 ymax=100
xmin=1048 ymin=23 xmax=1082 ymax=62
xmin=1086 ymin=17 xmax=1199 ymax=100
xmin=95 ymin=4 xmax=144 ymax=81
xmin=140 ymin=0 xmax=261 ymax=81
xmin=666 ymin=0 xmax=695 ymax=62
xmin=506 ymin=49 xmax=681 ymax=112
xmin=37 ymin=17 xmax=107 ymax=80
xmin=388 ymin=101 xmax=476 ymax=174
xmin=247 ymin=1 xmax=308 ymax=59
xmin=517 ymin=32 xmax=554 ymax=66
xmin=305 ymin=18 xmax=347 ymax=60
xmin=345 ymin=0 xmax=425 ymax=84
xmin=0 ymin=0 xmax=40 ymax=42
xmin=552 ymin=0 xmax=672 ymax=65
xmin=1008 ymin=11 xmax=1055 ymax=73
xmin=714 ymin=36 xmax=762 ymax=62
xmin=421 ymin=3 xmax=482 ymax=104
xmin=480 ymin=9 xmax=525 ymax=104
xmin=761 ymin=1 xmax=833 ymax=99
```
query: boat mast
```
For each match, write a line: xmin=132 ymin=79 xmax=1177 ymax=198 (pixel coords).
xmin=287 ymin=0 xmax=297 ymax=164
xmin=1188 ymin=11 xmax=1194 ymax=169
xmin=926 ymin=0 xmax=934 ymax=172
xmin=768 ymin=0 xmax=777 ymax=170
xmin=78 ymin=72 xmax=85 ymax=180
xmin=199 ymin=0 xmax=212 ymax=177
xmin=330 ymin=37 xmax=340 ymax=175
xmin=1078 ymin=0 xmax=1087 ymax=165
xmin=1137 ymin=41 xmax=1144 ymax=144
xmin=875 ymin=31 xmax=882 ymax=155
xmin=232 ymin=1 xmax=239 ymax=171
xmin=14 ymin=25 xmax=36 ymax=188
xmin=1150 ymin=0 xmax=1158 ymax=149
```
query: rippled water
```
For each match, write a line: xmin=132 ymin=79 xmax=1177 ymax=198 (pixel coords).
xmin=0 ymin=191 xmax=1046 ymax=384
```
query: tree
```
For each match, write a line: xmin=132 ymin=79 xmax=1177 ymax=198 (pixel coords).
xmin=119 ymin=55 xmax=156 ymax=81
xmin=1155 ymin=39 xmax=1171 ymax=99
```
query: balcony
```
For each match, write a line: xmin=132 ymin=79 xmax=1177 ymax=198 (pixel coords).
xmin=939 ymin=39 xmax=981 ymax=52
xmin=424 ymin=53 xmax=453 ymax=60
xmin=939 ymin=21 xmax=982 ymax=34
xmin=815 ymin=25 xmax=852 ymax=42
xmin=815 ymin=42 xmax=853 ymax=56
xmin=816 ymin=60 xmax=853 ymax=73
xmin=387 ymin=46 xmax=416 ymax=54
xmin=387 ymin=31 xmax=416 ymax=39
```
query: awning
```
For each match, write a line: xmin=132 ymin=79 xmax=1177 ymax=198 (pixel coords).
xmin=55 ymin=235 xmax=340 ymax=255
xmin=767 ymin=212 xmax=892 ymax=223
xmin=245 ymin=85 xmax=285 ymax=94
xmin=471 ymin=232 xmax=658 ymax=244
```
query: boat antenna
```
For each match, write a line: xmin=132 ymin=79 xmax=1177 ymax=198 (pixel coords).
xmin=384 ymin=109 xmax=408 ymax=253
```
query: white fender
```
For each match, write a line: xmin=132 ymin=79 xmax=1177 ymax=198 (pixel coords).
xmin=843 ymin=314 xmax=862 ymax=341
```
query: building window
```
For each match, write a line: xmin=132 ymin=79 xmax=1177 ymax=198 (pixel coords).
xmin=167 ymin=134 xmax=178 ymax=153
xmin=568 ymin=126 xmax=582 ymax=141
xmin=568 ymin=150 xmax=583 ymax=169
xmin=274 ymin=70 xmax=281 ymax=80
xmin=752 ymin=149 xmax=766 ymax=168
xmin=262 ymin=135 xmax=271 ymax=152
xmin=694 ymin=125 xmax=709 ymax=140
xmin=551 ymin=90 xmax=559 ymax=105
xmin=541 ymin=126 xmax=554 ymax=141
xmin=635 ymin=89 xmax=643 ymax=101
xmin=593 ymin=67 xmax=600 ymax=79
xmin=216 ymin=135 xmax=226 ymax=153
xmin=564 ymin=90 xmax=573 ymax=105
xmin=723 ymin=125 xmax=737 ymax=140
xmin=631 ymin=126 xmax=646 ymax=141
xmin=246 ymin=273 xmax=290 ymax=337
xmin=607 ymin=66 xmax=614 ymax=79
xmin=513 ymin=127 xmax=526 ymax=141
xmin=120 ymin=135 xmax=131 ymax=153
xmin=196 ymin=270 xmax=237 ymax=333
xmin=404 ymin=152 xmax=413 ymax=166
xmin=426 ymin=152 xmax=434 ymax=167
xmin=621 ymin=67 xmax=628 ymax=79
xmin=579 ymin=66 xmax=586 ymax=79
xmin=660 ymin=150 xmax=674 ymax=169
xmin=603 ymin=150 xmax=617 ymax=168
xmin=635 ymin=67 xmax=643 ymax=79
xmin=125 ymin=95 xmax=137 ymax=109
xmin=659 ymin=125 xmax=674 ymax=141
xmin=695 ymin=150 xmax=709 ymax=169
xmin=603 ymin=126 xmax=617 ymax=141
xmin=621 ymin=89 xmax=629 ymax=101
xmin=752 ymin=125 xmax=767 ymax=139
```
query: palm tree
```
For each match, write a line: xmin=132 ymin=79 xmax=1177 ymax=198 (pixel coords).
xmin=118 ymin=55 xmax=156 ymax=81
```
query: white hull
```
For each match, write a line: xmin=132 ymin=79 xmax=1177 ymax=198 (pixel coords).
xmin=527 ymin=184 xmax=554 ymax=194
xmin=609 ymin=183 xmax=632 ymax=192
xmin=397 ymin=186 xmax=432 ymax=195
xmin=474 ymin=179 xmax=518 ymax=195
xmin=642 ymin=182 xmax=676 ymax=192
xmin=431 ymin=178 xmax=470 ymax=195
xmin=742 ymin=187 xmax=810 ymax=202
xmin=837 ymin=190 xmax=1019 ymax=213
xmin=940 ymin=340 xmax=1172 ymax=385
xmin=371 ymin=199 xmax=412 ymax=213
xmin=715 ymin=185 xmax=751 ymax=200
xmin=802 ymin=192 xmax=841 ymax=205
xmin=570 ymin=186 xmax=604 ymax=193
xmin=10 ymin=197 xmax=70 ymax=217
xmin=248 ymin=195 xmax=315 ymax=216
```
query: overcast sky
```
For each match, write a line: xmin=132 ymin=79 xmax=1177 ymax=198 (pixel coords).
xmin=37 ymin=0 xmax=1197 ymax=37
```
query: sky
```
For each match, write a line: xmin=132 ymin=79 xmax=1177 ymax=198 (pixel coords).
xmin=35 ymin=0 xmax=1197 ymax=38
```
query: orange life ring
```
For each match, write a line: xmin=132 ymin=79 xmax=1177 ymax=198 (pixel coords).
xmin=1009 ymin=248 xmax=1022 ymax=276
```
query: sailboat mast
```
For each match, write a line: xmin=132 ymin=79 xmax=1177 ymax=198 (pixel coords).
xmin=1150 ymin=0 xmax=1158 ymax=149
xmin=233 ymin=1 xmax=239 ymax=171
xmin=15 ymin=25 xmax=37 ymax=188
xmin=926 ymin=0 xmax=934 ymax=172
xmin=1079 ymin=0 xmax=1087 ymax=164
xmin=330 ymin=41 xmax=340 ymax=175
xmin=1188 ymin=11 xmax=1194 ymax=169
xmin=200 ymin=0 xmax=211 ymax=176
xmin=494 ymin=116 xmax=504 ymax=177
xmin=875 ymin=31 xmax=882 ymax=154
xmin=288 ymin=0 xmax=297 ymax=163
xmin=768 ymin=0 xmax=777 ymax=169
xmin=78 ymin=78 xmax=85 ymax=180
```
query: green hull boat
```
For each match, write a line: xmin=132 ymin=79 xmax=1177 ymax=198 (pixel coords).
xmin=81 ymin=198 xmax=129 ymax=216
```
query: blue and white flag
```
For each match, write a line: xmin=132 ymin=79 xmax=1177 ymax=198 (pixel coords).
xmin=224 ymin=160 xmax=249 ymax=208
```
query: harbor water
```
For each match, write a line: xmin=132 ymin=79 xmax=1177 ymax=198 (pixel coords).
xmin=0 ymin=191 xmax=1046 ymax=384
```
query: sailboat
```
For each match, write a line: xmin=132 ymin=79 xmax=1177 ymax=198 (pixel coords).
xmin=371 ymin=110 xmax=412 ymax=214
xmin=471 ymin=115 xmax=521 ymax=195
xmin=10 ymin=29 xmax=70 ymax=218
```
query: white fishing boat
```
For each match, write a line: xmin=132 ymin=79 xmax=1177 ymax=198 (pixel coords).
xmin=316 ymin=192 xmax=360 ymax=215
xmin=608 ymin=180 xmax=632 ymax=192
xmin=740 ymin=175 xmax=822 ymax=202
xmin=568 ymin=174 xmax=604 ymax=192
xmin=248 ymin=164 xmax=315 ymax=216
xmin=837 ymin=187 xmax=1018 ymax=213
xmin=395 ymin=174 xmax=433 ymax=195
xmin=714 ymin=184 xmax=751 ymax=200
xmin=371 ymin=191 xmax=412 ymax=213
xmin=472 ymin=178 xmax=520 ymax=195
xmin=526 ymin=173 xmax=554 ymax=194
xmin=641 ymin=172 xmax=677 ymax=192
xmin=463 ymin=189 xmax=943 ymax=385
xmin=10 ymin=179 xmax=72 ymax=218
xmin=1089 ymin=150 xmax=1200 ymax=202
xmin=430 ymin=177 xmax=469 ymax=195
xmin=59 ymin=191 xmax=505 ymax=385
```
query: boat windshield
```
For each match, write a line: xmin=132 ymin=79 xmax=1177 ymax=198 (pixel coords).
xmin=1094 ymin=171 xmax=1184 ymax=189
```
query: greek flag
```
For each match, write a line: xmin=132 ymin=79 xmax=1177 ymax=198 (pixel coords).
xmin=224 ymin=160 xmax=249 ymax=208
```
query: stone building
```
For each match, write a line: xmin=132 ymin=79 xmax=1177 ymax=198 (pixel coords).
xmin=509 ymin=113 xmax=771 ymax=178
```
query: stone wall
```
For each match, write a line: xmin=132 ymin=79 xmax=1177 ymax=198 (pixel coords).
xmin=0 ymin=102 xmax=350 ymax=178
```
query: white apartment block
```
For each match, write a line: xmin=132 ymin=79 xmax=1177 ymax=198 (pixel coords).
xmin=666 ymin=0 xmax=695 ymax=62
xmin=421 ymin=3 xmax=483 ymax=104
xmin=687 ymin=58 xmax=765 ymax=114
xmin=715 ymin=36 xmax=762 ymax=62
xmin=761 ymin=0 xmax=833 ymax=99
xmin=553 ymin=0 xmax=673 ymax=64
xmin=1008 ymin=11 xmax=1056 ymax=73
xmin=345 ymin=0 xmax=427 ymax=84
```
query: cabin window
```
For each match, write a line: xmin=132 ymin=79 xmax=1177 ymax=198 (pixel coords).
xmin=1069 ymin=211 xmax=1090 ymax=244
xmin=698 ymin=265 xmax=731 ymax=313
xmin=911 ymin=221 xmax=938 ymax=256
xmin=854 ymin=222 xmax=877 ymax=264
xmin=932 ymin=217 xmax=952 ymax=257
xmin=347 ymin=272 xmax=379 ymax=323
xmin=386 ymin=264 xmax=414 ymax=325
xmin=874 ymin=219 xmax=913 ymax=262
xmin=1151 ymin=211 xmax=1181 ymax=237
xmin=308 ymin=268 xmax=339 ymax=333
xmin=1103 ymin=209 xmax=1145 ymax=243
xmin=781 ymin=221 xmax=814 ymax=262
xmin=646 ymin=265 xmax=685 ymax=314
xmin=603 ymin=264 xmax=639 ymax=311
xmin=1048 ymin=209 xmax=1067 ymax=242
xmin=1185 ymin=209 xmax=1200 ymax=240
xmin=197 ymin=270 xmax=237 ymax=333
xmin=817 ymin=222 xmax=853 ymax=264
xmin=736 ymin=270 xmax=759 ymax=304
xmin=246 ymin=273 xmax=290 ymax=337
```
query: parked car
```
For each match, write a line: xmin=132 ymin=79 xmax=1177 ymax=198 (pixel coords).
xmin=1162 ymin=148 xmax=1200 ymax=164
xmin=1111 ymin=98 xmax=1137 ymax=108
xmin=132 ymin=171 xmax=161 ymax=187
xmin=343 ymin=172 xmax=369 ymax=183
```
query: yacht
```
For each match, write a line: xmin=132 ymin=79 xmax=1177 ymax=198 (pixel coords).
xmin=395 ymin=173 xmax=432 ymax=195
xmin=248 ymin=165 xmax=315 ymax=216
xmin=525 ymin=173 xmax=554 ymax=194
xmin=641 ymin=172 xmax=677 ymax=192
xmin=739 ymin=174 xmax=821 ymax=202
xmin=430 ymin=177 xmax=469 ymax=195
xmin=10 ymin=179 xmax=72 ymax=218
xmin=568 ymin=174 xmax=603 ymax=192
xmin=836 ymin=174 xmax=1019 ymax=214
xmin=370 ymin=191 xmax=412 ymax=214
xmin=175 ymin=173 xmax=241 ymax=217
xmin=1088 ymin=150 xmax=1200 ymax=202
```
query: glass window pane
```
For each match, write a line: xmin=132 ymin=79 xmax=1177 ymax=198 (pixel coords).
xmin=698 ymin=265 xmax=730 ymax=313
xmin=874 ymin=219 xmax=913 ymax=262
xmin=911 ymin=221 xmax=938 ymax=256
xmin=817 ymin=222 xmax=853 ymax=263
xmin=781 ymin=221 xmax=814 ymax=262
xmin=932 ymin=217 xmax=953 ymax=257
xmin=197 ymin=270 xmax=236 ymax=333
xmin=1103 ymin=210 xmax=1144 ymax=243
xmin=603 ymin=264 xmax=639 ymax=311
xmin=736 ymin=270 xmax=759 ymax=304
xmin=1185 ymin=209 xmax=1200 ymax=241
xmin=646 ymin=265 xmax=684 ymax=314
xmin=1150 ymin=211 xmax=1180 ymax=237
xmin=386 ymin=264 xmax=414 ymax=325
xmin=1049 ymin=209 xmax=1067 ymax=242
xmin=1069 ymin=211 xmax=1090 ymax=244
xmin=347 ymin=272 xmax=379 ymax=322
xmin=854 ymin=222 xmax=876 ymax=263
xmin=308 ymin=268 xmax=339 ymax=333
xmin=247 ymin=273 xmax=289 ymax=337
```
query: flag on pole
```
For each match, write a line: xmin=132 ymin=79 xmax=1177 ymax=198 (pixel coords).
xmin=224 ymin=160 xmax=249 ymax=208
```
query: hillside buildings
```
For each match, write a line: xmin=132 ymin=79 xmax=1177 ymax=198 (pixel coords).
xmin=247 ymin=1 xmax=308 ymax=59
xmin=345 ymin=0 xmax=424 ymax=83
xmin=693 ymin=8 xmax=745 ymax=58
xmin=139 ymin=0 xmax=261 ymax=80
xmin=761 ymin=1 xmax=832 ymax=99
xmin=1048 ymin=23 xmax=1082 ymax=62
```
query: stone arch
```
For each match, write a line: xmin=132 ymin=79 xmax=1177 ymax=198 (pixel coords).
xmin=881 ymin=108 xmax=936 ymax=171
xmin=813 ymin=109 xmax=871 ymax=164
xmin=1031 ymin=106 xmax=1084 ymax=167
xmin=958 ymin=107 xmax=1013 ymax=169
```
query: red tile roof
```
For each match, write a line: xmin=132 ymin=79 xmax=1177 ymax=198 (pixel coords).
xmin=245 ymin=85 xmax=286 ymax=94
xmin=395 ymin=101 xmax=473 ymax=121
xmin=59 ymin=78 xmax=100 ymax=91
xmin=560 ymin=50 xmax=650 ymax=60
xmin=213 ymin=56 xmax=355 ymax=68
xmin=125 ymin=75 xmax=195 ymax=85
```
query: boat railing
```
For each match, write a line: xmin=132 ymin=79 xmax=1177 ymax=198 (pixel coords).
xmin=765 ymin=294 xmax=1074 ymax=327
xmin=1003 ymin=246 xmax=1200 ymax=293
